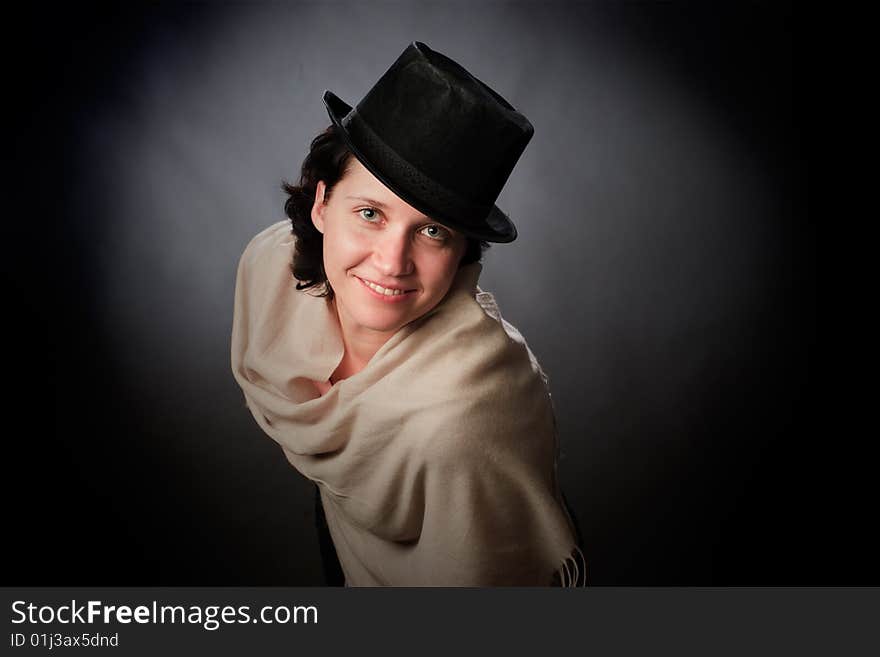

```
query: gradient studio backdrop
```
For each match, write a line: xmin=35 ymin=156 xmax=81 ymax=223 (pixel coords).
xmin=26 ymin=1 xmax=810 ymax=584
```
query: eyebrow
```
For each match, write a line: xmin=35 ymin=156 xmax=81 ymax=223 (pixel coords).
xmin=345 ymin=195 xmax=431 ymax=221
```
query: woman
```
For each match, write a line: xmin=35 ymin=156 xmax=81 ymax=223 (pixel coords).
xmin=231 ymin=41 xmax=587 ymax=586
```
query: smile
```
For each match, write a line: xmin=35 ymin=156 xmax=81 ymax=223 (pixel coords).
xmin=355 ymin=276 xmax=417 ymax=301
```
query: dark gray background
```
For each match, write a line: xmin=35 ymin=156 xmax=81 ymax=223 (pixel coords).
xmin=9 ymin=1 xmax=825 ymax=584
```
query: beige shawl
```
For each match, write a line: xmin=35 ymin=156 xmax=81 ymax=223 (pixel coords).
xmin=230 ymin=220 xmax=587 ymax=586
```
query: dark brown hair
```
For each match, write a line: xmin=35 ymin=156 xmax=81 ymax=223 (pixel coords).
xmin=281 ymin=125 xmax=489 ymax=300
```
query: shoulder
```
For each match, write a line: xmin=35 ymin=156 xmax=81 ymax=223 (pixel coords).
xmin=231 ymin=221 xmax=305 ymax=343
xmin=402 ymin=292 xmax=558 ymax=471
xmin=415 ymin=286 xmax=551 ymax=406
xmin=475 ymin=289 xmax=550 ymax=388
xmin=234 ymin=220 xmax=296 ymax=299
xmin=237 ymin=220 xmax=293 ymax=271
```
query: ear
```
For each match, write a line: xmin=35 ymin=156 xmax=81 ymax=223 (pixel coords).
xmin=310 ymin=181 xmax=327 ymax=234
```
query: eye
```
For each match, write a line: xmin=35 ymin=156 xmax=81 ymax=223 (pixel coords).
xmin=419 ymin=224 xmax=450 ymax=241
xmin=358 ymin=207 xmax=381 ymax=222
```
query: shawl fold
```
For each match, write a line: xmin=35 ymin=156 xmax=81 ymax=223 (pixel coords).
xmin=231 ymin=220 xmax=587 ymax=586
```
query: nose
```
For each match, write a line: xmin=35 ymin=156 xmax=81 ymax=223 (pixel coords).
xmin=373 ymin=229 xmax=414 ymax=277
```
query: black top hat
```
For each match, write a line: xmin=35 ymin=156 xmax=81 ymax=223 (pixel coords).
xmin=322 ymin=41 xmax=534 ymax=243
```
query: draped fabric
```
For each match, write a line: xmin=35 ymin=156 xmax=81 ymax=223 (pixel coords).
xmin=231 ymin=220 xmax=587 ymax=586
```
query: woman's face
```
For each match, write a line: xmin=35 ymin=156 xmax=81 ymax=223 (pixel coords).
xmin=311 ymin=158 xmax=468 ymax=342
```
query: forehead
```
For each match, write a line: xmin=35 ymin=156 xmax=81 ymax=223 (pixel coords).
xmin=338 ymin=158 xmax=430 ymax=220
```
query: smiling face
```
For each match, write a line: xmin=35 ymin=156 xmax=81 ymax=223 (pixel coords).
xmin=310 ymin=157 xmax=468 ymax=346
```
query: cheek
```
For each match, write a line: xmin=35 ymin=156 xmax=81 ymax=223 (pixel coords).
xmin=323 ymin=223 xmax=369 ymax=270
xmin=421 ymin=252 xmax=462 ymax=293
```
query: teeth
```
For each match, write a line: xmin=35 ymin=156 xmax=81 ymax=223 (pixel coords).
xmin=363 ymin=279 xmax=406 ymax=296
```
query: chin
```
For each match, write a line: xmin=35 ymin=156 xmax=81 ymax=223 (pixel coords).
xmin=354 ymin=309 xmax=411 ymax=334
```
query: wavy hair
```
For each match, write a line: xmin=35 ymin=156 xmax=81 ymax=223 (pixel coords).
xmin=281 ymin=125 xmax=489 ymax=300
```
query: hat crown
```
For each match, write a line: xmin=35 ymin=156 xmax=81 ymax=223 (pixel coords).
xmin=354 ymin=42 xmax=533 ymax=206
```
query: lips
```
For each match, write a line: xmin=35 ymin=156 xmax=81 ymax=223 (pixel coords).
xmin=354 ymin=275 xmax=417 ymax=301
xmin=356 ymin=275 xmax=415 ymax=294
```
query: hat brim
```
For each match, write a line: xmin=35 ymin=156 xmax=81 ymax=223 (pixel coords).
xmin=322 ymin=90 xmax=517 ymax=243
